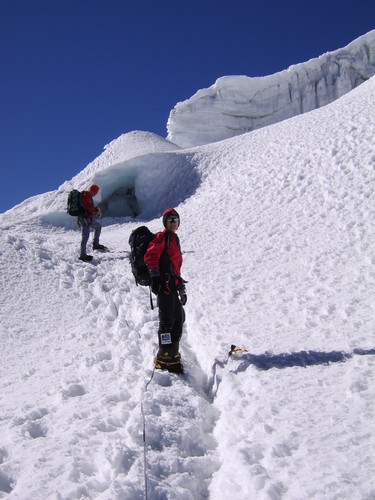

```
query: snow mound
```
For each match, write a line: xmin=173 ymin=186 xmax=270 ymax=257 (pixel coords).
xmin=74 ymin=130 xmax=181 ymax=180
xmin=167 ymin=30 xmax=375 ymax=147
xmin=0 ymin=131 xmax=199 ymax=227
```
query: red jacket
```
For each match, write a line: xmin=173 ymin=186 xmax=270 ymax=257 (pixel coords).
xmin=80 ymin=191 xmax=99 ymax=219
xmin=144 ymin=230 xmax=182 ymax=279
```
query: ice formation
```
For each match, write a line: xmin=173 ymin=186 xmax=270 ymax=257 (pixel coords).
xmin=167 ymin=30 xmax=375 ymax=147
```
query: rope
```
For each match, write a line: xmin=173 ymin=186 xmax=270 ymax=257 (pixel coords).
xmin=140 ymin=401 xmax=148 ymax=500
xmin=145 ymin=363 xmax=156 ymax=392
xmin=141 ymin=362 xmax=156 ymax=500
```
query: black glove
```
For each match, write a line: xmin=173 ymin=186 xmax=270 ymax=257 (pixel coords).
xmin=178 ymin=281 xmax=187 ymax=305
xmin=150 ymin=275 xmax=160 ymax=295
xmin=179 ymin=291 xmax=187 ymax=305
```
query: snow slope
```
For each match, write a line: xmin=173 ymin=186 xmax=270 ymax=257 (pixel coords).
xmin=1 ymin=75 xmax=375 ymax=498
xmin=167 ymin=30 xmax=375 ymax=148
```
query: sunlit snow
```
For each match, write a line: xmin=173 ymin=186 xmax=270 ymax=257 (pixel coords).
xmin=1 ymin=61 xmax=375 ymax=500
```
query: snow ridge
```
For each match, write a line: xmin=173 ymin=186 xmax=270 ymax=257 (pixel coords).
xmin=167 ymin=30 xmax=375 ymax=148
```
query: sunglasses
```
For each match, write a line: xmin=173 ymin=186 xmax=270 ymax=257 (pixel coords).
xmin=167 ymin=217 xmax=179 ymax=223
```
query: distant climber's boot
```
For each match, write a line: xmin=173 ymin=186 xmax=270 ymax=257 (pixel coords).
xmin=79 ymin=254 xmax=93 ymax=262
xmin=92 ymin=243 xmax=107 ymax=250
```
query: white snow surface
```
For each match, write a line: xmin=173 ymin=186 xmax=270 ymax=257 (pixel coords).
xmin=1 ymin=76 xmax=375 ymax=499
xmin=167 ymin=30 xmax=375 ymax=148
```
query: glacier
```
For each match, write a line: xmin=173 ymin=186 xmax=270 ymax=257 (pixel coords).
xmin=167 ymin=30 xmax=375 ymax=148
xmin=1 ymin=75 xmax=375 ymax=499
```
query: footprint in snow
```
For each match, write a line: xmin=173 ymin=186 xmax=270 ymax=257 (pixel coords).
xmin=62 ymin=383 xmax=86 ymax=399
xmin=0 ymin=448 xmax=14 ymax=495
xmin=11 ymin=408 xmax=49 ymax=440
xmin=12 ymin=407 xmax=49 ymax=426
xmin=85 ymin=350 xmax=114 ymax=372
xmin=0 ymin=470 xmax=14 ymax=494
xmin=0 ymin=448 xmax=8 ymax=465
xmin=24 ymin=420 xmax=48 ymax=439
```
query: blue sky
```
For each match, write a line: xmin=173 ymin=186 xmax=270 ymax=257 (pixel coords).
xmin=0 ymin=0 xmax=374 ymax=213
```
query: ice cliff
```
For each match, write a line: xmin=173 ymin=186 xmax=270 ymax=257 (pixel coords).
xmin=167 ymin=30 xmax=375 ymax=148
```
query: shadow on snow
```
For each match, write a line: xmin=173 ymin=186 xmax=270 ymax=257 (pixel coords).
xmin=232 ymin=348 xmax=375 ymax=373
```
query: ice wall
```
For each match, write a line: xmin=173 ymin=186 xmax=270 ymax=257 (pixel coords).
xmin=167 ymin=30 xmax=375 ymax=148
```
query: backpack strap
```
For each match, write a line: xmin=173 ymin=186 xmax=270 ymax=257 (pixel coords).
xmin=159 ymin=232 xmax=175 ymax=276
xmin=149 ymin=286 xmax=154 ymax=310
xmin=148 ymin=233 xmax=170 ymax=309
xmin=78 ymin=191 xmax=92 ymax=218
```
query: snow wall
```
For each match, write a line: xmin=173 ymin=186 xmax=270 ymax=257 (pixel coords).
xmin=167 ymin=30 xmax=375 ymax=148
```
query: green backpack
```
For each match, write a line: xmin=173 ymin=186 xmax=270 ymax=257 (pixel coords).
xmin=67 ymin=189 xmax=84 ymax=216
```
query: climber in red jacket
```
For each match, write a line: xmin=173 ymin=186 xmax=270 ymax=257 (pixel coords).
xmin=77 ymin=184 xmax=106 ymax=261
xmin=144 ymin=208 xmax=187 ymax=373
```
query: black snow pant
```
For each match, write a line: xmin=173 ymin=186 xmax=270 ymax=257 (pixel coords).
xmin=156 ymin=285 xmax=184 ymax=360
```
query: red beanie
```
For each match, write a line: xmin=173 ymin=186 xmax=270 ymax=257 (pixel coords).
xmin=89 ymin=184 xmax=99 ymax=195
xmin=162 ymin=208 xmax=180 ymax=228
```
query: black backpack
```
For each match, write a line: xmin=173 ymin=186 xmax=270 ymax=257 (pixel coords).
xmin=67 ymin=189 xmax=84 ymax=216
xmin=128 ymin=226 xmax=156 ymax=286
xmin=128 ymin=226 xmax=178 ymax=286
xmin=129 ymin=227 xmax=183 ymax=309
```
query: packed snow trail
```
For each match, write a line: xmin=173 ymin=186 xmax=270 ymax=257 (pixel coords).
xmin=0 ymin=220 xmax=219 ymax=498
